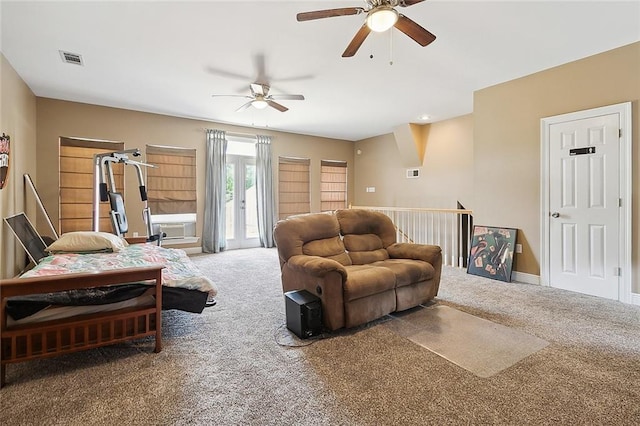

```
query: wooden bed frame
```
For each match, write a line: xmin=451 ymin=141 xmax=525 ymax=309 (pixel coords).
xmin=0 ymin=265 xmax=163 ymax=388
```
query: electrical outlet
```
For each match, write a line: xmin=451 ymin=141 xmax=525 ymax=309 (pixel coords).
xmin=366 ymin=187 xmax=376 ymax=193
xmin=515 ymin=244 xmax=522 ymax=254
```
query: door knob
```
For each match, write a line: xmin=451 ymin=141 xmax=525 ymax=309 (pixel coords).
xmin=551 ymin=212 xmax=560 ymax=218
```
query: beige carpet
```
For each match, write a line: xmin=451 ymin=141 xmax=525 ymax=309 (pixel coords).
xmin=1 ymin=248 xmax=639 ymax=425
xmin=385 ymin=305 xmax=549 ymax=377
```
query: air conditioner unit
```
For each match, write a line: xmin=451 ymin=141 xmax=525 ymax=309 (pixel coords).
xmin=158 ymin=223 xmax=185 ymax=239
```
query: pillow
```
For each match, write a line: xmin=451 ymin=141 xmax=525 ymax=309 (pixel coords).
xmin=46 ymin=231 xmax=129 ymax=254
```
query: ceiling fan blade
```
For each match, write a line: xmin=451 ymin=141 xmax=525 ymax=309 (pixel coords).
xmin=235 ymin=101 xmax=254 ymax=112
xmin=269 ymin=94 xmax=305 ymax=101
xmin=205 ymin=66 xmax=252 ymax=81
xmin=212 ymin=94 xmax=251 ymax=98
xmin=398 ymin=0 xmax=426 ymax=7
xmin=342 ymin=24 xmax=371 ymax=57
xmin=250 ymin=83 xmax=267 ymax=96
xmin=254 ymin=53 xmax=267 ymax=83
xmin=394 ymin=15 xmax=436 ymax=47
xmin=297 ymin=7 xmax=364 ymax=22
xmin=267 ymin=101 xmax=289 ymax=112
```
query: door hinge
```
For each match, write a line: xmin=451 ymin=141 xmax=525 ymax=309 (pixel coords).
xmin=619 ymin=128 xmax=622 ymax=138
xmin=618 ymin=198 xmax=622 ymax=207
xmin=613 ymin=267 xmax=621 ymax=277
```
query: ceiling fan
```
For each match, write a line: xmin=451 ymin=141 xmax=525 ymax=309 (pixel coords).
xmin=212 ymin=83 xmax=305 ymax=113
xmin=297 ymin=0 xmax=436 ymax=57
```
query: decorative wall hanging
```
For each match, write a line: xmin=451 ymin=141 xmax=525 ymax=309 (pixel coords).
xmin=467 ymin=225 xmax=517 ymax=282
xmin=0 ymin=133 xmax=10 ymax=190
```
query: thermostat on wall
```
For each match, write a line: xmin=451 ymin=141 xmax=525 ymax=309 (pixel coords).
xmin=406 ymin=168 xmax=420 ymax=179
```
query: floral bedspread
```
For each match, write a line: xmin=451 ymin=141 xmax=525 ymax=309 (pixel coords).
xmin=21 ymin=243 xmax=217 ymax=295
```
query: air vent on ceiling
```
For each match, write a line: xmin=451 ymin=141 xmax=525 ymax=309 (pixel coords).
xmin=59 ymin=50 xmax=84 ymax=66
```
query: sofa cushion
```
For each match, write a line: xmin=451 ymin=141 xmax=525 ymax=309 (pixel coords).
xmin=343 ymin=233 xmax=382 ymax=251
xmin=343 ymin=265 xmax=396 ymax=302
xmin=336 ymin=209 xmax=397 ymax=248
xmin=274 ymin=213 xmax=341 ymax=262
xmin=371 ymin=259 xmax=435 ymax=287
xmin=302 ymin=236 xmax=352 ymax=266
xmin=343 ymin=234 xmax=390 ymax=265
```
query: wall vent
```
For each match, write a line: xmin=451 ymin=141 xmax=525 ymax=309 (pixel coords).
xmin=59 ymin=50 xmax=84 ymax=66
xmin=406 ymin=168 xmax=420 ymax=179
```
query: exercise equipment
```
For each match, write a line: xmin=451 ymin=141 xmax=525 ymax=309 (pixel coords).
xmin=24 ymin=173 xmax=58 ymax=239
xmin=93 ymin=149 xmax=164 ymax=244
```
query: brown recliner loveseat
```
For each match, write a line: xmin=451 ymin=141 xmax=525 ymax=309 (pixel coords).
xmin=273 ymin=209 xmax=442 ymax=331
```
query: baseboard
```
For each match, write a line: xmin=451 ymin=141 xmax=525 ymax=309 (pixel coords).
xmin=162 ymin=237 xmax=201 ymax=255
xmin=182 ymin=246 xmax=203 ymax=255
xmin=511 ymin=271 xmax=540 ymax=285
xmin=511 ymin=272 xmax=639 ymax=304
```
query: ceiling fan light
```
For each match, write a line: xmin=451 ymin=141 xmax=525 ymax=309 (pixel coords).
xmin=366 ymin=7 xmax=398 ymax=32
xmin=252 ymin=99 xmax=268 ymax=109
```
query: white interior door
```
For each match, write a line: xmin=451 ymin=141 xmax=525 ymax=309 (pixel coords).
xmin=548 ymin=113 xmax=620 ymax=299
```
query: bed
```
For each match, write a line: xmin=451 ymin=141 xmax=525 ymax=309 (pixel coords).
xmin=0 ymin=242 xmax=217 ymax=387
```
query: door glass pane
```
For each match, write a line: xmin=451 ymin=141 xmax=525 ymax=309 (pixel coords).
xmin=245 ymin=164 xmax=258 ymax=238
xmin=226 ymin=163 xmax=235 ymax=239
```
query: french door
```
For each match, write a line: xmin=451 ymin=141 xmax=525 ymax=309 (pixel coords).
xmin=226 ymin=155 xmax=260 ymax=249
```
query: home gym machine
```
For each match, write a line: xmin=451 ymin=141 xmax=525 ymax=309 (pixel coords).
xmin=93 ymin=148 xmax=164 ymax=244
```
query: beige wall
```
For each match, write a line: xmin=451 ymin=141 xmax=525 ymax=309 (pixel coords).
xmin=474 ymin=41 xmax=639 ymax=287
xmin=7 ymin=41 xmax=640 ymax=288
xmin=0 ymin=54 xmax=37 ymax=278
xmin=35 ymin=98 xmax=354 ymax=248
xmin=353 ymin=42 xmax=639 ymax=289
xmin=353 ymin=114 xmax=474 ymax=209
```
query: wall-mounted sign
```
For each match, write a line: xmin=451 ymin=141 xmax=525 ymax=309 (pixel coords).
xmin=0 ymin=133 xmax=9 ymax=190
xmin=569 ymin=147 xmax=596 ymax=156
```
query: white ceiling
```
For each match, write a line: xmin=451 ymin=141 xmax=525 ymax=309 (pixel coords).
xmin=2 ymin=1 xmax=639 ymax=141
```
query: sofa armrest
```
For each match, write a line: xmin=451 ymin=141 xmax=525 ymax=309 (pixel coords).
xmin=387 ymin=243 xmax=442 ymax=264
xmin=287 ymin=255 xmax=348 ymax=280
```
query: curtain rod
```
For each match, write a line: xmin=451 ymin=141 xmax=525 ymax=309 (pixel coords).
xmin=227 ymin=132 xmax=257 ymax=140
xmin=204 ymin=128 xmax=256 ymax=139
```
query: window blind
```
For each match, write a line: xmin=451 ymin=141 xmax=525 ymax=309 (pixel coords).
xmin=320 ymin=160 xmax=347 ymax=212
xmin=146 ymin=145 xmax=197 ymax=215
xmin=59 ymin=138 xmax=124 ymax=233
xmin=278 ymin=157 xmax=310 ymax=220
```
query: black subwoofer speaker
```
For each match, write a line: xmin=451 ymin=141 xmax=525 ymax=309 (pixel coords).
xmin=284 ymin=289 xmax=322 ymax=339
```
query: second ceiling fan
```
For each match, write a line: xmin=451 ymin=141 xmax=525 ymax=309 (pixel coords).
xmin=212 ymin=83 xmax=305 ymax=113
xmin=297 ymin=0 xmax=436 ymax=57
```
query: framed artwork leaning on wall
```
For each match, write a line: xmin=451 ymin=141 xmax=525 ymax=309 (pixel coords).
xmin=467 ymin=225 xmax=517 ymax=282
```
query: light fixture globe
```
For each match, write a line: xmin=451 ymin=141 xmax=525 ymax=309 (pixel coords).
xmin=366 ymin=6 xmax=398 ymax=32
xmin=252 ymin=99 xmax=268 ymax=109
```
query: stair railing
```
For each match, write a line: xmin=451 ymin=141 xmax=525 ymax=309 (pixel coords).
xmin=350 ymin=205 xmax=473 ymax=268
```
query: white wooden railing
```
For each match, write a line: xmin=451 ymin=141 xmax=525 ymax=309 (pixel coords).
xmin=350 ymin=205 xmax=473 ymax=268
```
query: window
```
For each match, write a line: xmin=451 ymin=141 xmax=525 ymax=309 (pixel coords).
xmin=320 ymin=160 xmax=348 ymax=212
xmin=278 ymin=157 xmax=310 ymax=220
xmin=59 ymin=138 xmax=124 ymax=233
xmin=145 ymin=145 xmax=197 ymax=215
